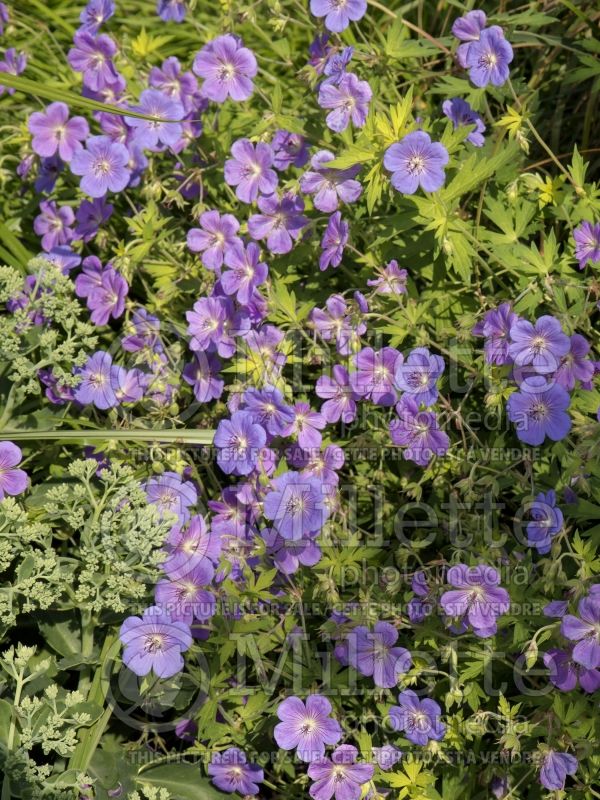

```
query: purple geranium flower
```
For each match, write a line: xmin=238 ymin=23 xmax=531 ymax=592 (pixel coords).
xmin=474 ymin=302 xmax=519 ymax=365
xmin=390 ymin=396 xmax=450 ymax=466
xmin=68 ymin=31 xmax=118 ymax=90
xmin=0 ymin=49 xmax=27 ymax=95
xmin=283 ymin=402 xmax=326 ymax=450
xmin=183 ymin=353 xmax=224 ymax=403
xmin=0 ymin=442 xmax=28 ymax=499
xmin=316 ymin=366 xmax=359 ymax=424
xmin=320 ymin=211 xmax=349 ymax=271
xmin=318 ymin=72 xmax=371 ymax=132
xmin=350 ymin=347 xmax=400 ymax=406
xmin=384 ymin=132 xmax=449 ymax=195
xmin=554 ymin=334 xmax=595 ymax=391
xmin=442 ymin=97 xmax=486 ymax=147
xmin=367 ymin=260 xmax=407 ymax=295
xmin=120 ymin=605 xmax=192 ymax=678
xmin=248 ymin=192 xmax=308 ymax=255
xmin=271 ymin=129 xmax=309 ymax=170
xmin=79 ymin=0 xmax=115 ymax=33
xmin=221 ymin=241 xmax=268 ymax=305
xmin=466 ymin=27 xmax=513 ymax=88
xmin=157 ymin=0 xmax=186 ymax=22
xmin=154 ymin=564 xmax=215 ymax=625
xmin=372 ymin=745 xmax=403 ymax=771
xmin=74 ymin=197 xmax=113 ymax=242
xmin=214 ymin=410 xmax=267 ymax=476
xmin=440 ymin=563 xmax=510 ymax=637
xmin=389 ymin=690 xmax=446 ymax=746
xmin=224 ymin=138 xmax=278 ymax=203
xmin=193 ymin=34 xmax=257 ymax=103
xmin=263 ymin=528 xmax=322 ymax=576
xmin=70 ymin=135 xmax=131 ymax=197
xmin=162 ymin=515 xmax=221 ymax=581
xmin=126 ymin=89 xmax=184 ymax=150
xmin=33 ymin=201 xmax=75 ymax=252
xmin=321 ymin=46 xmax=354 ymax=86
xmin=300 ymin=150 xmax=362 ymax=213
xmin=208 ymin=748 xmax=264 ymax=796
xmin=149 ymin=57 xmax=198 ymax=112
xmin=145 ymin=471 xmax=198 ymax=522
xmin=74 ymin=351 xmax=118 ymax=409
xmin=347 ymin=621 xmax=412 ymax=688
xmin=74 ymin=257 xmax=128 ymax=326
xmin=187 ymin=210 xmax=241 ymax=272
xmin=573 ymin=221 xmax=600 ymax=269
xmin=28 ymin=102 xmax=89 ymax=162
xmin=543 ymin=647 xmax=600 ymax=694
xmin=508 ymin=315 xmax=570 ymax=374
xmin=308 ymin=745 xmax=374 ymax=800
xmin=561 ymin=593 xmax=600 ymax=669
xmin=274 ymin=694 xmax=342 ymax=762
xmin=538 ymin=751 xmax=577 ymax=792
xmin=452 ymin=10 xmax=487 ymax=67
xmin=263 ymin=471 xmax=329 ymax=541
xmin=311 ymin=295 xmax=363 ymax=355
xmin=506 ymin=377 xmax=571 ymax=446
xmin=394 ymin=347 xmax=444 ymax=406
xmin=243 ymin=386 xmax=295 ymax=436
xmin=526 ymin=490 xmax=563 ymax=554
xmin=310 ymin=0 xmax=367 ymax=33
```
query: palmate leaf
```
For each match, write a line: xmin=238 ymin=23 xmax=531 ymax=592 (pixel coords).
xmin=0 ymin=72 xmax=183 ymax=121
xmin=441 ymin=142 xmax=520 ymax=204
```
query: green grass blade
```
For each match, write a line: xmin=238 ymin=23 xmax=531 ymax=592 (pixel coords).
xmin=0 ymin=429 xmax=215 ymax=445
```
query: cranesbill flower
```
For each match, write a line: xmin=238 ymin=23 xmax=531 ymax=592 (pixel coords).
xmin=274 ymin=694 xmax=342 ymax=762
xmin=70 ymin=135 xmax=131 ymax=197
xmin=224 ymin=138 xmax=278 ymax=204
xmin=263 ymin=528 xmax=321 ymax=575
xmin=506 ymin=377 xmax=571 ymax=445
xmin=74 ymin=350 xmax=118 ymax=409
xmin=554 ymin=334 xmax=595 ymax=391
xmin=389 ymin=691 xmax=445 ymax=746
xmin=271 ymin=129 xmax=309 ymax=170
xmin=243 ymin=386 xmax=294 ymax=436
xmin=543 ymin=647 xmax=600 ymax=694
xmin=310 ymin=295 xmax=352 ymax=354
xmin=0 ymin=442 xmax=28 ymax=499
xmin=474 ymin=302 xmax=519 ymax=366
xmin=263 ymin=471 xmax=329 ymax=541
xmin=372 ymin=745 xmax=403 ymax=771
xmin=573 ymin=221 xmax=600 ymax=269
xmin=111 ymin=366 xmax=145 ymax=404
xmin=350 ymin=347 xmax=400 ymax=406
xmin=389 ymin=397 xmax=449 ymax=466
xmin=149 ymin=56 xmax=198 ymax=112
xmin=187 ymin=210 xmax=241 ymax=272
xmin=145 ymin=471 xmax=198 ymax=522
xmin=157 ymin=0 xmax=186 ymax=22
xmin=308 ymin=33 xmax=331 ymax=75
xmin=318 ymin=72 xmax=372 ymax=133
xmin=440 ymin=563 xmax=510 ymax=637
xmin=208 ymin=748 xmax=264 ymax=796
xmin=120 ymin=605 xmax=192 ymax=678
xmin=316 ymin=367 xmax=358 ymax=424
xmin=300 ymin=150 xmax=362 ymax=213
xmin=214 ymin=410 xmax=266 ymax=476
xmin=308 ymin=745 xmax=374 ymax=800
xmin=283 ymin=402 xmax=326 ymax=449
xmin=451 ymin=10 xmax=487 ymax=67
xmin=33 ymin=201 xmax=75 ymax=251
xmin=347 ymin=621 xmax=411 ymax=688
xmin=442 ymin=97 xmax=486 ymax=147
xmin=321 ymin=46 xmax=354 ymax=86
xmin=28 ymin=102 xmax=89 ymax=162
xmin=126 ymin=89 xmax=184 ymax=150
xmin=155 ymin=563 xmax=215 ymax=624
xmin=508 ymin=315 xmax=570 ymax=374
xmin=561 ymin=593 xmax=600 ymax=669
xmin=367 ymin=260 xmax=407 ymax=295
xmin=221 ymin=241 xmax=268 ymax=305
xmin=34 ymin=155 xmax=63 ymax=194
xmin=310 ymin=0 xmax=367 ymax=33
xmin=75 ymin=257 xmax=128 ymax=326
xmin=74 ymin=197 xmax=113 ymax=242
xmin=79 ymin=0 xmax=115 ymax=33
xmin=44 ymin=246 xmax=81 ymax=274
xmin=193 ymin=35 xmax=257 ymax=103
xmin=526 ymin=490 xmax=563 ymax=554
xmin=162 ymin=515 xmax=221 ymax=580
xmin=183 ymin=353 xmax=224 ymax=403
xmin=248 ymin=192 xmax=308 ymax=255
xmin=466 ymin=28 xmax=513 ymax=88
xmin=0 ymin=48 xmax=27 ymax=95
xmin=384 ymin=132 xmax=449 ymax=195
xmin=186 ymin=297 xmax=227 ymax=351
xmin=538 ymin=751 xmax=577 ymax=792
xmin=394 ymin=347 xmax=444 ymax=407
xmin=320 ymin=211 xmax=348 ymax=271
xmin=68 ymin=31 xmax=118 ymax=91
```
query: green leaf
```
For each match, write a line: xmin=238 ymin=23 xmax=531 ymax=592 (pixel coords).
xmin=442 ymin=143 xmax=519 ymax=203
xmin=137 ymin=764 xmax=226 ymax=800
xmin=0 ymin=222 xmax=33 ymax=271
xmin=327 ymin=145 xmax=376 ymax=170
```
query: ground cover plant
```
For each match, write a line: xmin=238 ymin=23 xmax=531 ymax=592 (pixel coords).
xmin=0 ymin=0 xmax=599 ymax=798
